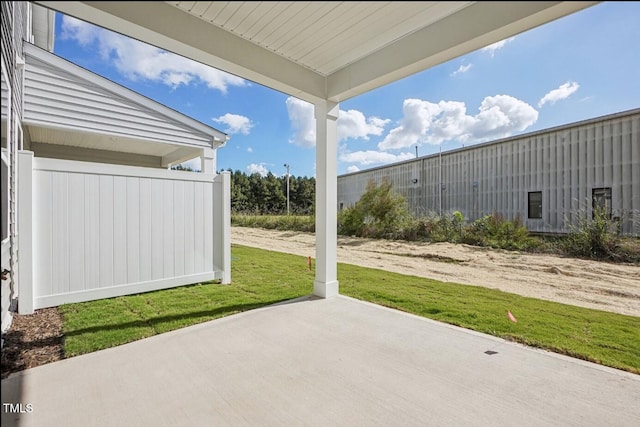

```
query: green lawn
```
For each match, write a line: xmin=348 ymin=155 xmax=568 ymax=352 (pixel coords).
xmin=60 ymin=245 xmax=640 ymax=374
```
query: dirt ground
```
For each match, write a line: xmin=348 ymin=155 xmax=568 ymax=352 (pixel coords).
xmin=232 ymin=226 xmax=640 ymax=317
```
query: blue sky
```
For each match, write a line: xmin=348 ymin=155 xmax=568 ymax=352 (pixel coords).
xmin=52 ymin=2 xmax=640 ymax=178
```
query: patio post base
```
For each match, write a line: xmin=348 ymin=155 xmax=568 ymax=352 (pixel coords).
xmin=313 ymin=280 xmax=339 ymax=298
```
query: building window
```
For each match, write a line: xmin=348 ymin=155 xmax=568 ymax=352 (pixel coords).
xmin=528 ymin=192 xmax=542 ymax=219
xmin=592 ymin=188 xmax=612 ymax=219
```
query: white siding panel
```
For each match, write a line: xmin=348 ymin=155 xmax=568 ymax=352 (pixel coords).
xmin=174 ymin=180 xmax=185 ymax=277
xmin=24 ymin=52 xmax=217 ymax=148
xmin=68 ymin=173 xmax=85 ymax=293
xmin=126 ymin=177 xmax=140 ymax=284
xmin=34 ymin=171 xmax=53 ymax=298
xmin=194 ymin=182 xmax=204 ymax=273
xmin=184 ymin=182 xmax=195 ymax=276
xmin=163 ymin=180 xmax=175 ymax=278
xmin=99 ymin=175 xmax=114 ymax=287
xmin=204 ymin=183 xmax=214 ymax=272
xmin=84 ymin=174 xmax=100 ymax=289
xmin=30 ymin=158 xmax=225 ymax=308
xmin=139 ymin=178 xmax=153 ymax=282
xmin=113 ymin=176 xmax=128 ymax=286
xmin=151 ymin=179 xmax=164 ymax=280
xmin=51 ymin=172 xmax=69 ymax=295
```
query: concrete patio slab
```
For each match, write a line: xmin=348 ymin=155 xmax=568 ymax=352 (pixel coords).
xmin=2 ymin=295 xmax=639 ymax=427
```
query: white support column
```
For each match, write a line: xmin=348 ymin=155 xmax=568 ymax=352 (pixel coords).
xmin=201 ymin=148 xmax=217 ymax=174
xmin=213 ymin=171 xmax=231 ymax=284
xmin=314 ymin=100 xmax=339 ymax=298
xmin=17 ymin=151 xmax=34 ymax=314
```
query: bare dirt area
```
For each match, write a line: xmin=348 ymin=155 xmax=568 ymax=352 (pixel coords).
xmin=232 ymin=226 xmax=640 ymax=317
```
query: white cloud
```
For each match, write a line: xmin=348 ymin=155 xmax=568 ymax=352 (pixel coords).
xmin=451 ymin=63 xmax=473 ymax=76
xmin=338 ymin=110 xmax=390 ymax=140
xmin=346 ymin=165 xmax=361 ymax=173
xmin=538 ymin=81 xmax=580 ymax=108
xmin=212 ymin=113 xmax=254 ymax=135
xmin=246 ymin=163 xmax=269 ymax=177
xmin=286 ymin=97 xmax=316 ymax=148
xmin=379 ymin=95 xmax=538 ymax=150
xmin=60 ymin=15 xmax=246 ymax=93
xmin=481 ymin=37 xmax=515 ymax=57
xmin=286 ymin=97 xmax=391 ymax=147
xmin=339 ymin=150 xmax=415 ymax=165
xmin=247 ymin=147 xmax=253 ymax=153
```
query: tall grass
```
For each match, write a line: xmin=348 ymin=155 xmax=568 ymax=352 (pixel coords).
xmin=335 ymin=181 xmax=638 ymax=262
xmin=232 ymin=214 xmax=315 ymax=232
xmin=562 ymin=205 xmax=639 ymax=262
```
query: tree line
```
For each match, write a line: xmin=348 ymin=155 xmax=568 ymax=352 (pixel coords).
xmin=225 ymin=169 xmax=315 ymax=215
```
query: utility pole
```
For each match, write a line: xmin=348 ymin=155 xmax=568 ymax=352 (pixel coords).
xmin=284 ymin=163 xmax=290 ymax=215
xmin=439 ymin=145 xmax=442 ymax=216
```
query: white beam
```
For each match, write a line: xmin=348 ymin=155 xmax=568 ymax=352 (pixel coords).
xmin=200 ymin=148 xmax=216 ymax=175
xmin=213 ymin=172 xmax=231 ymax=285
xmin=35 ymin=1 xmax=327 ymax=103
xmin=314 ymin=100 xmax=339 ymax=298
xmin=327 ymin=1 xmax=598 ymax=102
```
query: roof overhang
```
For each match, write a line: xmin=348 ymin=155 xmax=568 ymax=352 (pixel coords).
xmin=34 ymin=1 xmax=600 ymax=104
xmin=23 ymin=41 xmax=229 ymax=167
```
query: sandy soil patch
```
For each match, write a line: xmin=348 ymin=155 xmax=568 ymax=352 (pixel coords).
xmin=232 ymin=227 xmax=640 ymax=317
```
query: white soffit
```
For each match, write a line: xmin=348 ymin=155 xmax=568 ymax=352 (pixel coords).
xmin=35 ymin=1 xmax=599 ymax=103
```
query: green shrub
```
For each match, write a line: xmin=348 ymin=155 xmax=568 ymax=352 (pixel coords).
xmin=462 ymin=213 xmax=535 ymax=251
xmin=562 ymin=206 xmax=623 ymax=261
xmin=337 ymin=179 xmax=412 ymax=239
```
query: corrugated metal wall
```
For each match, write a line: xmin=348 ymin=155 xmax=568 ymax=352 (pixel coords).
xmin=338 ymin=109 xmax=640 ymax=236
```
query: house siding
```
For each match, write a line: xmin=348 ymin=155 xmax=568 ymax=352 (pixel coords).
xmin=23 ymin=44 xmax=215 ymax=149
xmin=1 ymin=0 xmax=29 ymax=333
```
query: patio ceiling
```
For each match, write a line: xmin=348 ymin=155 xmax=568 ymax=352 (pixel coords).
xmin=34 ymin=1 xmax=599 ymax=104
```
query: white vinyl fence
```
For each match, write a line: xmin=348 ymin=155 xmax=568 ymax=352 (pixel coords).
xmin=18 ymin=151 xmax=230 ymax=313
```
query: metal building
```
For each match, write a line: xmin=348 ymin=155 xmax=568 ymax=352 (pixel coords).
xmin=338 ymin=109 xmax=640 ymax=236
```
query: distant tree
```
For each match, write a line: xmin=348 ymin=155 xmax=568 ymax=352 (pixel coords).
xmin=171 ymin=164 xmax=195 ymax=171
xmin=263 ymin=172 xmax=286 ymax=213
xmin=228 ymin=169 xmax=315 ymax=215
xmin=291 ymin=176 xmax=315 ymax=214
xmin=230 ymin=169 xmax=251 ymax=213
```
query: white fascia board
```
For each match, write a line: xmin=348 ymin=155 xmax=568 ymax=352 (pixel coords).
xmin=21 ymin=120 xmax=210 ymax=155
xmin=35 ymin=1 xmax=327 ymax=104
xmin=327 ymin=1 xmax=599 ymax=102
xmin=24 ymin=42 xmax=228 ymax=146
